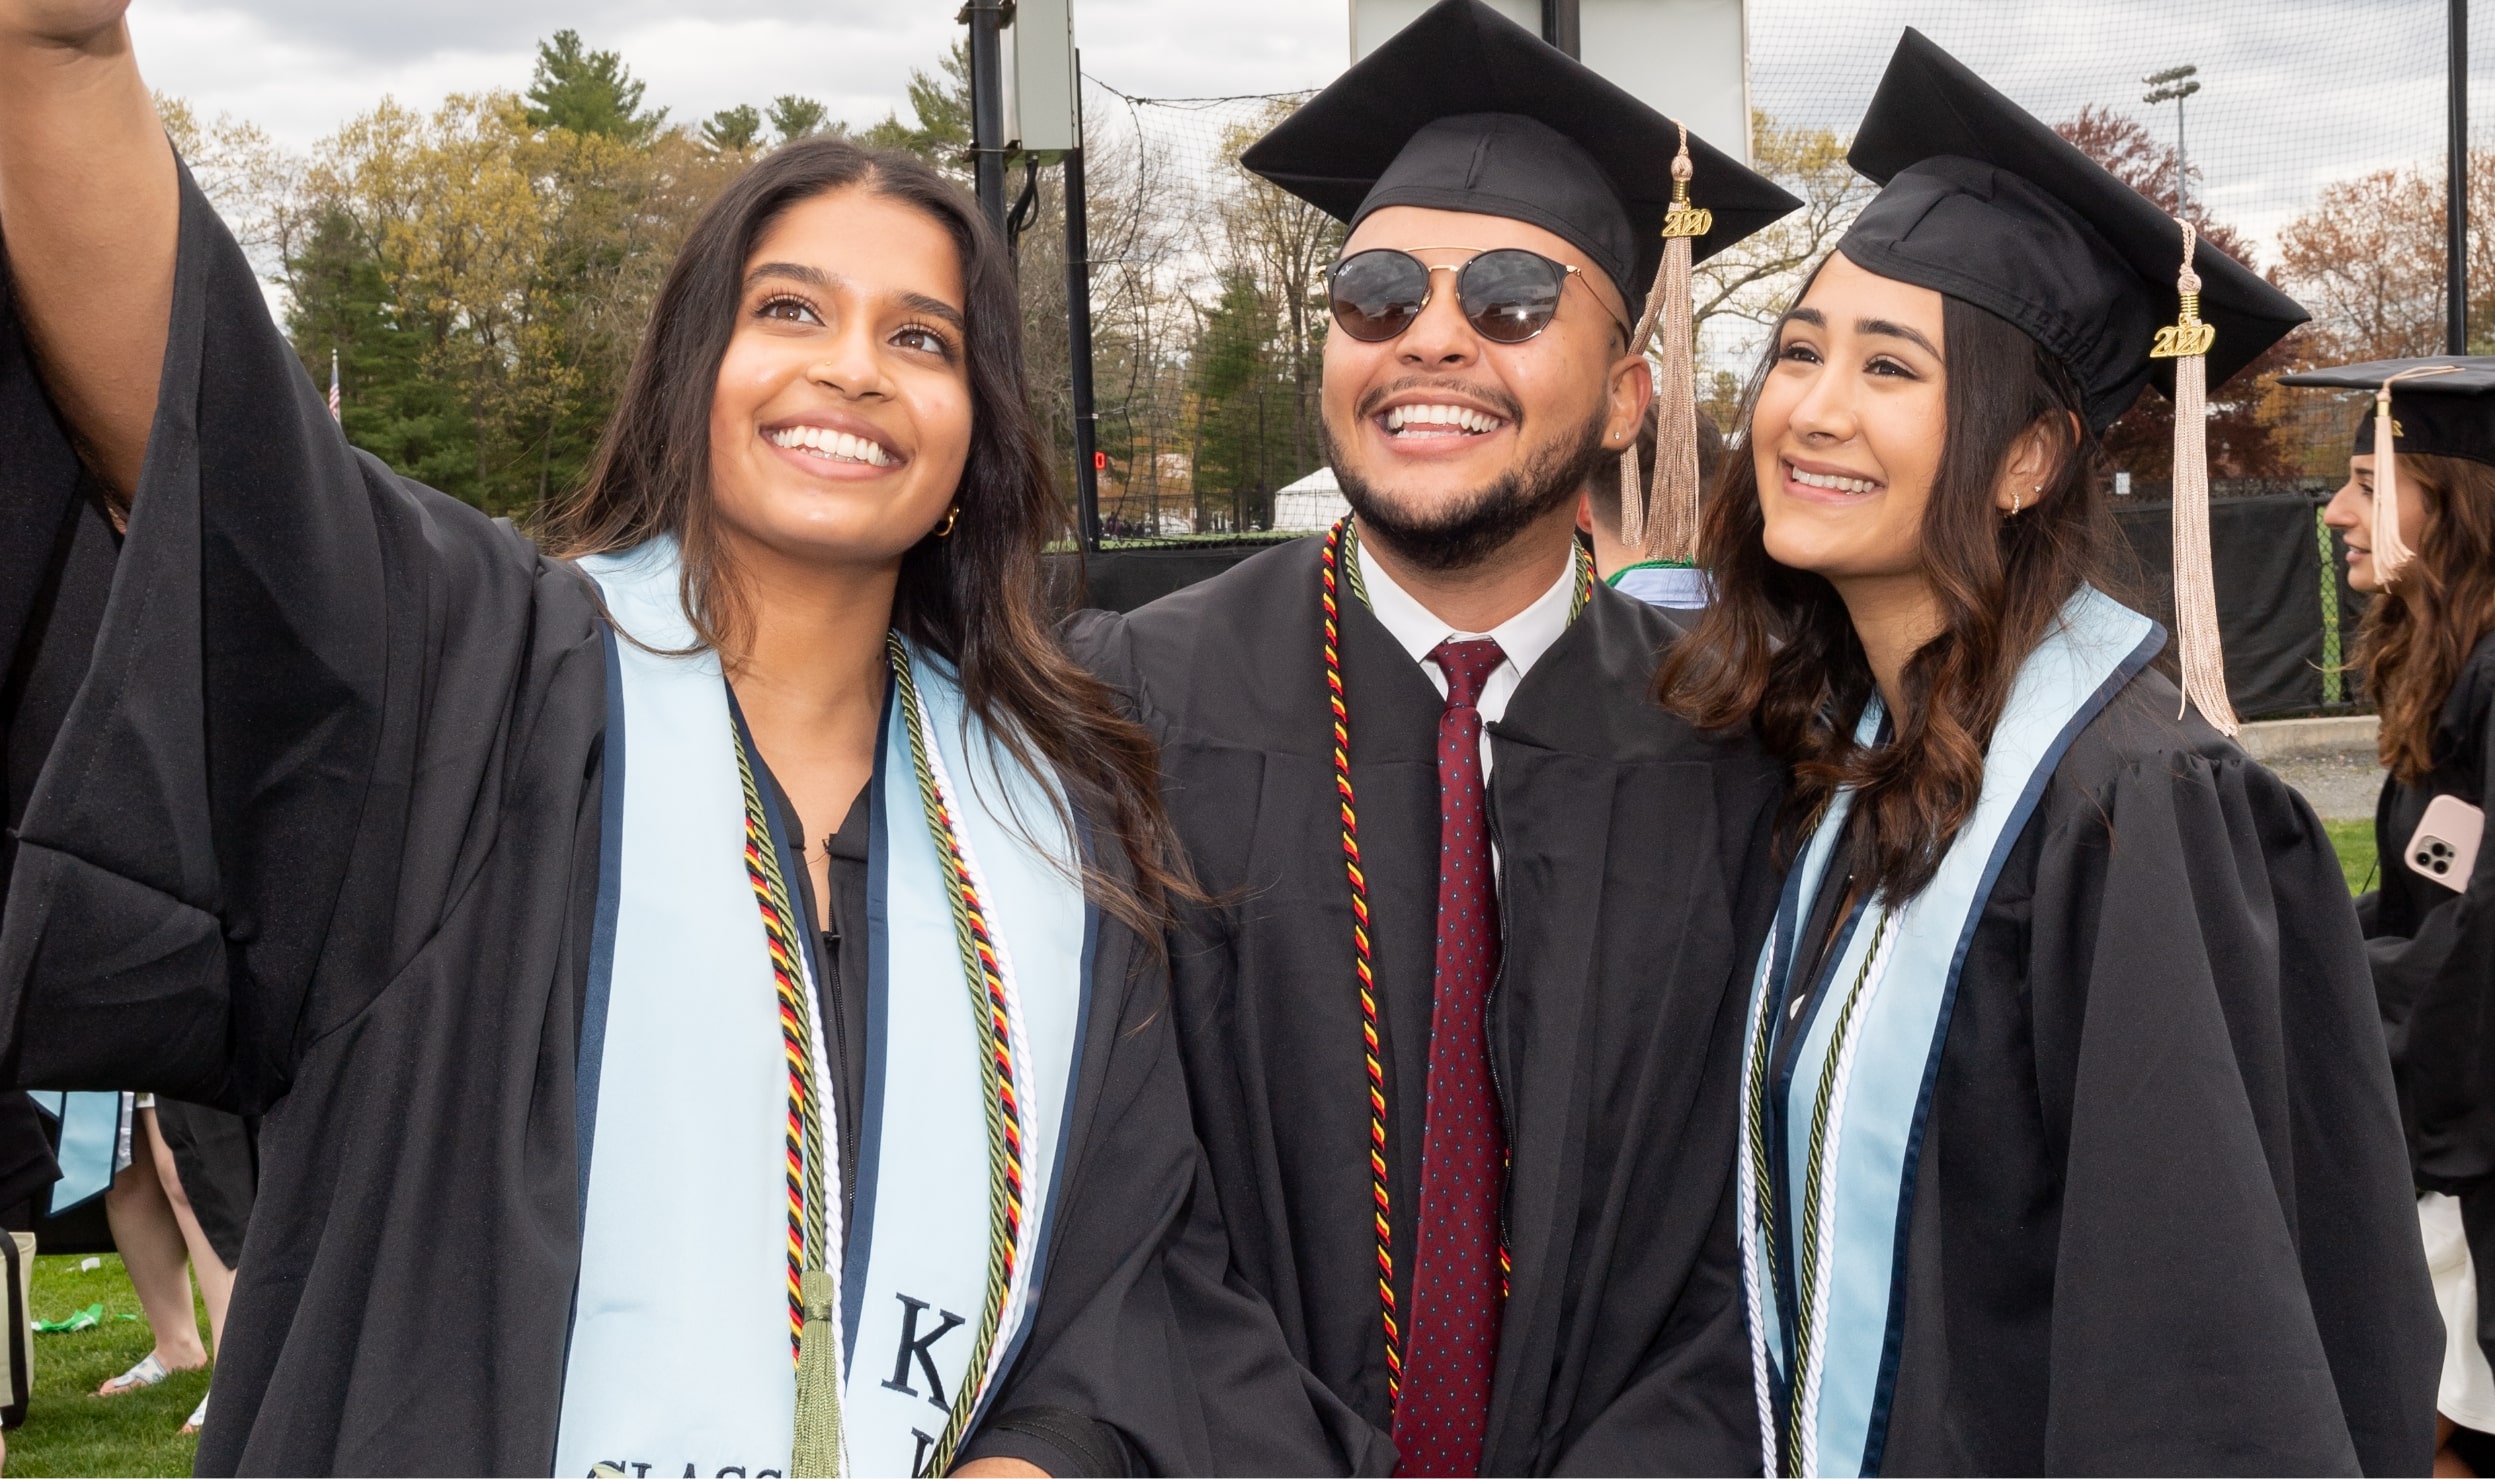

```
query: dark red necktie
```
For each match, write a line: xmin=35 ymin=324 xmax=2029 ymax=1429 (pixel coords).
xmin=1393 ymin=637 xmax=1508 ymax=1477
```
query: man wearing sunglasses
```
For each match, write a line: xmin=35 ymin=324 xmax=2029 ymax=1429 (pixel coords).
xmin=1069 ymin=1 xmax=1799 ymax=1472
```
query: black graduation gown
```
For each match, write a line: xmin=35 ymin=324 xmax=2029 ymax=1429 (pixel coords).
xmin=2359 ymin=631 xmax=2495 ymax=1421
xmin=0 ymin=171 xmax=1363 ymax=1477
xmin=1066 ymin=541 xmax=1787 ymax=1475
xmin=1781 ymin=669 xmax=2437 ymax=1475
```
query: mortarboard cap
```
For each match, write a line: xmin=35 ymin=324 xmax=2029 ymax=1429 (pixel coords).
xmin=2279 ymin=356 xmax=2495 ymax=466
xmin=1239 ymin=0 xmax=1798 ymax=309
xmin=1841 ymin=29 xmax=2307 ymax=434
xmin=1835 ymin=29 xmax=2315 ymax=738
xmin=2280 ymin=356 xmax=2495 ymax=582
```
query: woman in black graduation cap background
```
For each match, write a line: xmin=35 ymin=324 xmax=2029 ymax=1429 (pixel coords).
xmin=1659 ymin=30 xmax=2437 ymax=1477
xmin=0 ymin=2 xmax=1367 ymax=1474
xmin=2285 ymin=357 xmax=2495 ymax=1476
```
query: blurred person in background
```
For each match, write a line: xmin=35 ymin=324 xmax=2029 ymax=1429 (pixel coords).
xmin=2293 ymin=356 xmax=2495 ymax=1479
xmin=1577 ymin=396 xmax=1725 ymax=612
xmin=98 ymin=1096 xmax=251 ymax=1437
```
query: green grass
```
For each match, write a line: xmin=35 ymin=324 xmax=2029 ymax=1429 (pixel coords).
xmin=9 ymin=1254 xmax=206 ymax=1478
xmin=2325 ymin=818 xmax=2381 ymax=895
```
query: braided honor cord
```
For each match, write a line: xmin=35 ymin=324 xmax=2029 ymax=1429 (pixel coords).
xmin=1322 ymin=518 xmax=1594 ymax=1409
xmin=730 ymin=723 xmax=846 ymax=1476
xmin=888 ymin=634 xmax=1027 ymax=1478
xmin=1322 ymin=517 xmax=1401 ymax=1403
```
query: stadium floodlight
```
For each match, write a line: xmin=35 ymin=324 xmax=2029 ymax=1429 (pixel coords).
xmin=2141 ymin=63 xmax=2202 ymax=219
xmin=1350 ymin=0 xmax=1753 ymax=166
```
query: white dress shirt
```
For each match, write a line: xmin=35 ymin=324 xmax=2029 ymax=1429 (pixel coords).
xmin=1355 ymin=537 xmax=1576 ymax=781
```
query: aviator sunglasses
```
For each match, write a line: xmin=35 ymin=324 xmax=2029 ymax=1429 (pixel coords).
xmin=1326 ymin=246 xmax=1627 ymax=345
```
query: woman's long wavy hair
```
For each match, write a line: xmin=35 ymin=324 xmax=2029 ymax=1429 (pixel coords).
xmin=2356 ymin=453 xmax=2495 ymax=784
xmin=537 ymin=136 xmax=1190 ymax=930
xmin=1658 ymin=280 xmax=2122 ymax=901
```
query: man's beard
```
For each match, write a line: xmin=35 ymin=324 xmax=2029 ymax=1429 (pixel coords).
xmin=1327 ymin=398 xmax=1614 ymax=573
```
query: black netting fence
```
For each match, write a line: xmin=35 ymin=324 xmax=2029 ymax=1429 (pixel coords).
xmin=1022 ymin=1 xmax=2495 ymax=552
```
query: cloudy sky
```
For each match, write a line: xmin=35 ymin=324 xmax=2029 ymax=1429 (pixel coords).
xmin=130 ymin=0 xmax=2487 ymax=263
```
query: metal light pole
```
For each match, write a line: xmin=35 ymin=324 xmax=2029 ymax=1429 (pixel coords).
xmin=2451 ymin=0 xmax=2470 ymax=354
xmin=963 ymin=0 xmax=1009 ymax=235
xmin=2142 ymin=64 xmax=2202 ymax=220
xmin=1541 ymin=0 xmax=1580 ymax=57
xmin=1065 ymin=56 xmax=1103 ymax=550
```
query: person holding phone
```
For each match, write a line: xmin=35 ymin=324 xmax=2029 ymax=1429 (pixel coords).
xmin=2290 ymin=357 xmax=2495 ymax=1476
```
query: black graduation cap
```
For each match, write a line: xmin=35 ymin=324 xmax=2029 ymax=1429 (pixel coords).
xmin=1841 ymin=28 xmax=2308 ymax=433
xmin=1238 ymin=0 xmax=1800 ymax=307
xmin=2279 ymin=356 xmax=2495 ymax=467
xmin=2279 ymin=356 xmax=2495 ymax=582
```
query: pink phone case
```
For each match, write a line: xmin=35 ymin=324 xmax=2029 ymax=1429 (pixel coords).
xmin=2405 ymin=793 xmax=2485 ymax=891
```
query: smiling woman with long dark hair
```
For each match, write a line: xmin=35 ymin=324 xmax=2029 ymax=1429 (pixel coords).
xmin=1658 ymin=32 xmax=2436 ymax=1478
xmin=0 ymin=4 xmax=1366 ymax=1476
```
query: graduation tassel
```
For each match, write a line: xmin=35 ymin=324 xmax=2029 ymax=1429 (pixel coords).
xmin=2154 ymin=221 xmax=2237 ymax=737
xmin=2369 ymin=364 xmax=2461 ymax=585
xmin=1621 ymin=123 xmax=1711 ymax=562
xmin=792 ymin=1268 xmax=846 ymax=1478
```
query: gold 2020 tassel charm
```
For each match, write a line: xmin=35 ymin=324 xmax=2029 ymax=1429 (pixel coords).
xmin=2151 ymin=221 xmax=2236 ymax=737
xmin=792 ymin=1267 xmax=846 ymax=1478
xmin=1621 ymin=123 xmax=1712 ymax=562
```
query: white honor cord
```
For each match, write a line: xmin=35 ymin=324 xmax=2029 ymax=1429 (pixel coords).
xmin=1791 ymin=908 xmax=1900 ymax=1479
xmin=908 ymin=682 xmax=1043 ymax=1406
xmin=792 ymin=900 xmax=854 ymax=1479
xmin=1735 ymin=937 xmax=1786 ymax=1479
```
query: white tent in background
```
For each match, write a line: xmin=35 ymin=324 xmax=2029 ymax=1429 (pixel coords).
xmin=1272 ymin=466 xmax=1351 ymax=532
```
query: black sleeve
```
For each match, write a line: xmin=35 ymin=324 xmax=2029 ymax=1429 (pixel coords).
xmin=2026 ymin=747 xmax=2438 ymax=1476
xmin=2368 ymin=696 xmax=2495 ymax=1191
xmin=0 ymin=162 xmax=580 ymax=1112
xmin=960 ymin=917 xmax=1387 ymax=1477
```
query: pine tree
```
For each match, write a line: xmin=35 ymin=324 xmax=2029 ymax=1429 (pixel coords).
xmin=766 ymin=95 xmax=832 ymax=144
xmin=702 ymin=104 xmax=762 ymax=153
xmin=523 ymin=30 xmax=666 ymax=142
xmin=858 ymin=40 xmax=971 ymax=174
xmin=283 ymin=203 xmax=482 ymax=502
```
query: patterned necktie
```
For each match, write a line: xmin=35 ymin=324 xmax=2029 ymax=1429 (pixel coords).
xmin=1392 ymin=636 xmax=1508 ymax=1477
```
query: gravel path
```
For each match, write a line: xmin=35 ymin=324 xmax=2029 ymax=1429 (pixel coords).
xmin=2265 ymin=749 xmax=2384 ymax=823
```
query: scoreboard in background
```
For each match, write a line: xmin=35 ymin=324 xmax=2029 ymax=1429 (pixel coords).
xmin=1347 ymin=0 xmax=1752 ymax=166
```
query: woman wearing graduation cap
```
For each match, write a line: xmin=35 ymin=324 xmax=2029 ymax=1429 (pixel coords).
xmin=2285 ymin=356 xmax=2495 ymax=1474
xmin=1661 ymin=32 xmax=2438 ymax=1476
xmin=0 ymin=3 xmax=1369 ymax=1475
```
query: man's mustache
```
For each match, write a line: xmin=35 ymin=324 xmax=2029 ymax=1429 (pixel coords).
xmin=1350 ymin=377 xmax=1524 ymax=425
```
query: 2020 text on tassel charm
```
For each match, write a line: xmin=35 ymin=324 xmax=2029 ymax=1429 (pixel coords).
xmin=1620 ymin=122 xmax=1710 ymax=563
xmin=2151 ymin=220 xmax=2237 ymax=737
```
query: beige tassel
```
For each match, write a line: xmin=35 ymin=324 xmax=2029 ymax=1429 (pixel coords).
xmin=2370 ymin=364 xmax=2461 ymax=585
xmin=1621 ymin=123 xmax=1712 ymax=562
xmin=792 ymin=1267 xmax=847 ymax=1477
xmin=2156 ymin=221 xmax=2236 ymax=737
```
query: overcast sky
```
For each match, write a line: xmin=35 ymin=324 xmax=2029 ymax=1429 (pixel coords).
xmin=130 ymin=0 xmax=2490 ymax=264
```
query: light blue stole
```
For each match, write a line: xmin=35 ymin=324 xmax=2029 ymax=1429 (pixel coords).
xmin=26 ymin=1091 xmax=125 ymax=1211
xmin=553 ymin=538 xmax=1091 ymax=1479
xmin=1737 ymin=586 xmax=2161 ymax=1478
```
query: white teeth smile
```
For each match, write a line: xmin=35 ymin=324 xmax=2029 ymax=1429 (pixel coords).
xmin=768 ymin=424 xmax=894 ymax=467
xmin=1790 ymin=463 xmax=1879 ymax=495
xmin=1383 ymin=403 xmax=1504 ymax=435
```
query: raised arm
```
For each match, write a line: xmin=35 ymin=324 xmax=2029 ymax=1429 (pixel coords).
xmin=0 ymin=0 xmax=176 ymax=499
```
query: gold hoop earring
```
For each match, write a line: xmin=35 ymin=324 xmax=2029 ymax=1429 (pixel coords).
xmin=933 ymin=507 xmax=960 ymax=539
